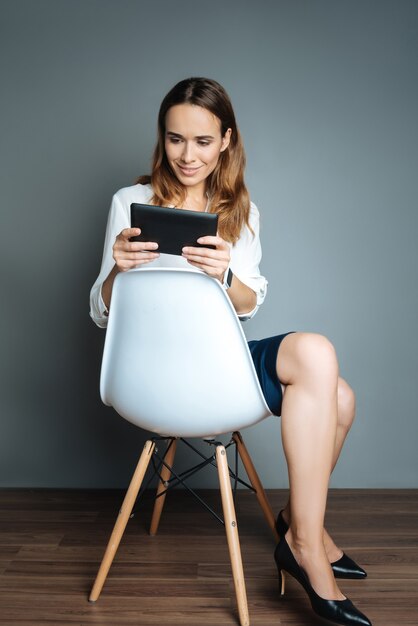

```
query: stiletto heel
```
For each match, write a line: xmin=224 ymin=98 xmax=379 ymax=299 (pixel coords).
xmin=274 ymin=536 xmax=372 ymax=626
xmin=276 ymin=510 xmax=367 ymax=579
xmin=277 ymin=568 xmax=285 ymax=595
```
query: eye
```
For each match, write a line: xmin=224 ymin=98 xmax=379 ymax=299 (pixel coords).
xmin=168 ymin=136 xmax=182 ymax=144
xmin=197 ymin=140 xmax=211 ymax=147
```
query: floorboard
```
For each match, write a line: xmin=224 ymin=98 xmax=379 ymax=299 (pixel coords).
xmin=0 ymin=488 xmax=417 ymax=625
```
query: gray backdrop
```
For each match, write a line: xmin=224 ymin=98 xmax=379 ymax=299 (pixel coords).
xmin=1 ymin=0 xmax=417 ymax=489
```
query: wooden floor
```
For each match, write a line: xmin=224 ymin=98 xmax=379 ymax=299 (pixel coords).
xmin=0 ymin=488 xmax=417 ymax=625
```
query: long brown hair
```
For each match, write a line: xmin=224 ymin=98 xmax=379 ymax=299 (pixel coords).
xmin=137 ymin=77 xmax=251 ymax=243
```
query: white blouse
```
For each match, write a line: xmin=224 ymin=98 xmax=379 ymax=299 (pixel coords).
xmin=90 ymin=183 xmax=268 ymax=327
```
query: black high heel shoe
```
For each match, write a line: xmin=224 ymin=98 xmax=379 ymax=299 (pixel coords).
xmin=274 ymin=535 xmax=372 ymax=626
xmin=276 ymin=510 xmax=367 ymax=579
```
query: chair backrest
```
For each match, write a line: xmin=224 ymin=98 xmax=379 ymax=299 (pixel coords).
xmin=101 ymin=268 xmax=271 ymax=438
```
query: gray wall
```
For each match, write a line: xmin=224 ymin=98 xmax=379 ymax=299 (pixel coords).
xmin=1 ymin=0 xmax=417 ymax=488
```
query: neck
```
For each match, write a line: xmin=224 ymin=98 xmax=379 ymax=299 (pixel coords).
xmin=179 ymin=190 xmax=209 ymax=212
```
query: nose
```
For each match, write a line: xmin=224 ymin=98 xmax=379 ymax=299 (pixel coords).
xmin=181 ymin=141 xmax=195 ymax=164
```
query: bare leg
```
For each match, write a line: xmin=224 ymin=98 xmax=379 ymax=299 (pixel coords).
xmin=277 ymin=332 xmax=344 ymax=600
xmin=282 ymin=377 xmax=356 ymax=562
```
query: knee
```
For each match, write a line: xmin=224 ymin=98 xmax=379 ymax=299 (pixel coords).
xmin=293 ymin=333 xmax=339 ymax=384
xmin=337 ymin=378 xmax=356 ymax=431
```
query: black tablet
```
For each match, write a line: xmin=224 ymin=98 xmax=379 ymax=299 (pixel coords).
xmin=130 ymin=203 xmax=218 ymax=256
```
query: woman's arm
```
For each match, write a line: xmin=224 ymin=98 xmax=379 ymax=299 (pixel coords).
xmin=181 ymin=235 xmax=257 ymax=316
xmin=101 ymin=227 xmax=160 ymax=311
xmin=90 ymin=187 xmax=159 ymax=327
xmin=223 ymin=271 xmax=257 ymax=316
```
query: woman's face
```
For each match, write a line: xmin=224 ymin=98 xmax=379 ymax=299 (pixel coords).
xmin=164 ymin=103 xmax=231 ymax=194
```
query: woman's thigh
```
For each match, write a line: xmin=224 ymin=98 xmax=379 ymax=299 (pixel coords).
xmin=276 ymin=332 xmax=339 ymax=389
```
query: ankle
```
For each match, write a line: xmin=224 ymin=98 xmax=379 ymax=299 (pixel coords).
xmin=285 ymin=528 xmax=324 ymax=560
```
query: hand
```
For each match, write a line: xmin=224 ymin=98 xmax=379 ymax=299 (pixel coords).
xmin=113 ymin=228 xmax=159 ymax=272
xmin=182 ymin=235 xmax=230 ymax=282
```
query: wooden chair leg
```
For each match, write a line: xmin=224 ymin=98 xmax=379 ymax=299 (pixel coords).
xmin=216 ymin=445 xmax=250 ymax=626
xmin=233 ymin=431 xmax=279 ymax=543
xmin=89 ymin=440 xmax=155 ymax=602
xmin=149 ymin=438 xmax=177 ymax=536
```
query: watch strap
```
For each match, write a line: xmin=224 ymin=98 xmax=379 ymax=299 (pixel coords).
xmin=223 ymin=267 xmax=234 ymax=290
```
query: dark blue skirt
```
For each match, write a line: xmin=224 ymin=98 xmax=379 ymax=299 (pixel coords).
xmin=248 ymin=333 xmax=294 ymax=416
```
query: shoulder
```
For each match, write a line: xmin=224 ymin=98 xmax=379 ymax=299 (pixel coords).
xmin=249 ymin=200 xmax=260 ymax=221
xmin=232 ymin=200 xmax=262 ymax=250
xmin=113 ymin=182 xmax=153 ymax=206
xmin=243 ymin=200 xmax=260 ymax=234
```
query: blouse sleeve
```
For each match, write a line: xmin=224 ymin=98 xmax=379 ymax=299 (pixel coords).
xmin=231 ymin=202 xmax=268 ymax=321
xmin=89 ymin=193 xmax=129 ymax=328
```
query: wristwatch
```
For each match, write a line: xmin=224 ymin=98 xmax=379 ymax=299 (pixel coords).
xmin=223 ymin=267 xmax=234 ymax=290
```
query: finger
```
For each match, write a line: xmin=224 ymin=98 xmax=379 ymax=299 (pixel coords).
xmin=119 ymin=241 xmax=159 ymax=252
xmin=117 ymin=251 xmax=160 ymax=262
xmin=117 ymin=254 xmax=159 ymax=270
xmin=182 ymin=253 xmax=224 ymax=268
xmin=134 ymin=255 xmax=160 ymax=263
xmin=185 ymin=260 xmax=219 ymax=276
xmin=121 ymin=227 xmax=142 ymax=239
xmin=196 ymin=235 xmax=227 ymax=248
xmin=182 ymin=245 xmax=227 ymax=260
xmin=132 ymin=251 xmax=160 ymax=261
xmin=134 ymin=241 xmax=159 ymax=251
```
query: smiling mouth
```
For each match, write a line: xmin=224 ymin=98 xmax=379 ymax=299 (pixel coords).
xmin=177 ymin=165 xmax=202 ymax=175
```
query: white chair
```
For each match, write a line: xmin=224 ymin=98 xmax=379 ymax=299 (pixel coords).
xmin=89 ymin=268 xmax=279 ymax=626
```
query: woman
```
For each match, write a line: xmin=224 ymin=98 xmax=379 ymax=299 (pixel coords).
xmin=90 ymin=77 xmax=371 ymax=626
